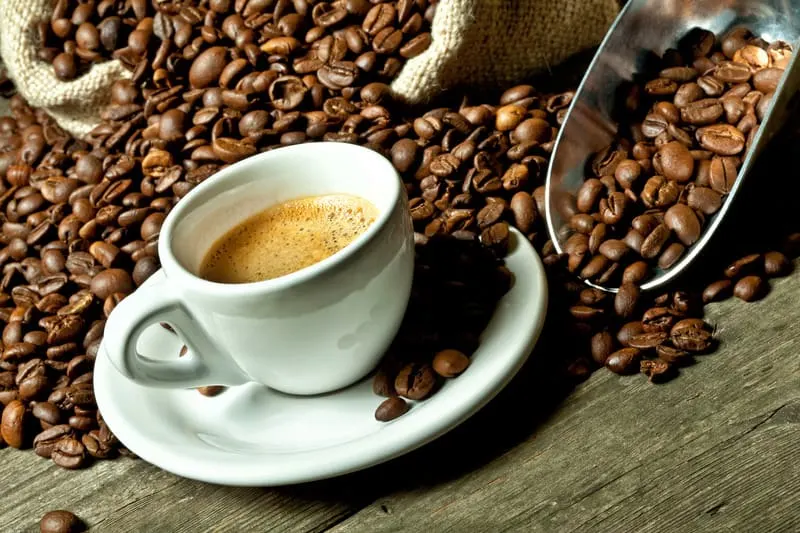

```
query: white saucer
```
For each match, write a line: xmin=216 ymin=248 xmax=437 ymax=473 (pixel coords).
xmin=94 ymin=229 xmax=548 ymax=487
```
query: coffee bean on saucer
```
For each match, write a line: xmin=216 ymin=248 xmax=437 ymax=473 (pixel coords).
xmin=374 ymin=397 xmax=408 ymax=421
xmin=395 ymin=363 xmax=437 ymax=401
xmin=39 ymin=510 xmax=85 ymax=533
xmin=198 ymin=386 xmax=225 ymax=397
xmin=432 ymin=349 xmax=470 ymax=377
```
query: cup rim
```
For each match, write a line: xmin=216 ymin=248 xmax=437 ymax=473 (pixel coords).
xmin=158 ymin=142 xmax=403 ymax=296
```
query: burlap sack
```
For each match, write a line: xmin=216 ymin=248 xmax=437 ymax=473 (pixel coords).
xmin=0 ymin=0 xmax=130 ymax=138
xmin=0 ymin=59 xmax=9 ymax=118
xmin=391 ymin=0 xmax=620 ymax=102
xmin=0 ymin=0 xmax=618 ymax=136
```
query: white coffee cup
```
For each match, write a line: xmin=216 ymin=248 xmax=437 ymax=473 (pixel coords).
xmin=104 ymin=143 xmax=414 ymax=395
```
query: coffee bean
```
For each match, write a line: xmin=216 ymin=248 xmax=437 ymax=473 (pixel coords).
xmin=375 ymin=397 xmax=408 ymax=422
xmin=641 ymin=307 xmax=676 ymax=333
xmin=372 ymin=368 xmax=396 ymax=397
xmin=432 ymin=349 xmax=470 ymax=378
xmin=590 ymin=331 xmax=615 ymax=365
xmin=709 ymin=156 xmax=738 ymax=194
xmin=640 ymin=359 xmax=675 ymax=383
xmin=664 ymin=204 xmax=701 ymax=246
xmin=394 ymin=363 xmax=437 ymax=400
xmin=628 ymin=331 xmax=669 ymax=349
xmin=621 ymin=261 xmax=648 ymax=285
xmin=686 ymin=186 xmax=722 ymax=215
xmin=640 ymin=224 xmax=671 ymax=259
xmin=605 ymin=348 xmax=641 ymax=374
xmin=212 ymin=137 xmax=257 ymax=163
xmin=724 ymin=253 xmax=761 ymax=279
xmin=598 ymin=239 xmax=628 ymax=262
xmin=495 ymin=105 xmax=526 ymax=131
xmin=671 ymin=326 xmax=713 ymax=352
xmin=576 ymin=178 xmax=604 ymax=213
xmin=32 ymin=401 xmax=61 ymax=427
xmin=733 ymin=275 xmax=766 ymax=302
xmin=1 ymin=400 xmax=27 ymax=448
xmin=90 ymin=269 xmax=133 ymax=299
xmin=51 ymin=436 xmax=87 ymax=469
xmin=40 ymin=510 xmax=85 ymax=533
xmin=763 ymin=251 xmax=791 ymax=277
xmin=696 ymin=124 xmax=745 ymax=155
xmin=189 ymin=46 xmax=227 ymax=88
xmin=614 ymin=282 xmax=640 ymax=318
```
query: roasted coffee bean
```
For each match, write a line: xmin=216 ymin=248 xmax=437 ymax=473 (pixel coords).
xmin=394 ymin=363 xmax=437 ymax=400
xmin=664 ymin=204 xmax=701 ymax=246
xmin=628 ymin=331 xmax=669 ymax=349
xmin=51 ymin=436 xmax=87 ymax=469
xmin=39 ymin=510 xmax=85 ymax=533
xmin=375 ymin=396 xmax=408 ymax=422
xmin=432 ymin=349 xmax=470 ymax=378
xmin=709 ymin=156 xmax=738 ymax=194
xmin=656 ymin=344 xmax=692 ymax=365
xmin=655 ymin=141 xmax=694 ymax=182
xmin=90 ymin=269 xmax=134 ymax=299
xmin=671 ymin=326 xmax=713 ymax=352
xmin=697 ymin=124 xmax=745 ymax=155
xmin=733 ymin=275 xmax=766 ymax=302
xmin=622 ymin=261 xmax=649 ymax=285
xmin=1 ymin=400 xmax=26 ymax=448
xmin=576 ymin=179 xmax=604 ymax=213
xmin=34 ymin=424 xmax=73 ymax=458
xmin=763 ymin=251 xmax=791 ymax=277
xmin=640 ymin=224 xmax=671 ymax=259
xmin=614 ymin=282 xmax=640 ymax=318
xmin=641 ymin=307 xmax=676 ymax=333
xmin=702 ymin=279 xmax=733 ymax=303
xmin=590 ymin=331 xmax=615 ymax=365
xmin=605 ymin=348 xmax=641 ymax=375
xmin=640 ymin=359 xmax=675 ymax=383
xmin=724 ymin=253 xmax=761 ymax=279
xmin=687 ymin=186 xmax=722 ymax=215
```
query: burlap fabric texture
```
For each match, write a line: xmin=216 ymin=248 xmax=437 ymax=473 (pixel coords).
xmin=392 ymin=0 xmax=620 ymax=102
xmin=0 ymin=0 xmax=131 ymax=138
xmin=0 ymin=0 xmax=618 ymax=137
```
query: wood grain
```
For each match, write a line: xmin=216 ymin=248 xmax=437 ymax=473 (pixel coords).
xmin=2 ymin=275 xmax=799 ymax=532
xmin=327 ymin=273 xmax=800 ymax=533
xmin=0 ymin=452 xmax=360 ymax=532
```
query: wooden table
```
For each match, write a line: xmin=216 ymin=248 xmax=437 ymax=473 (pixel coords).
xmin=1 ymin=269 xmax=798 ymax=532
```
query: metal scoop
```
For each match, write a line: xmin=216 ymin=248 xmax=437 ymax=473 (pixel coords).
xmin=545 ymin=0 xmax=800 ymax=292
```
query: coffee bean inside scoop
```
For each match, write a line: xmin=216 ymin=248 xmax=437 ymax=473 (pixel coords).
xmin=562 ymin=27 xmax=793 ymax=287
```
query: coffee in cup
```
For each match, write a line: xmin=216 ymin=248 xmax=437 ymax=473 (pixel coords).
xmin=103 ymin=142 xmax=414 ymax=395
xmin=199 ymin=194 xmax=379 ymax=284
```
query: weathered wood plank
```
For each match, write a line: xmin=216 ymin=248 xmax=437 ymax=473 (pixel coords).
xmin=0 ymin=451 xmax=360 ymax=532
xmin=326 ymin=274 xmax=800 ymax=533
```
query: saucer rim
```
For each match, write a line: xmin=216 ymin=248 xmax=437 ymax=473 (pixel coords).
xmin=94 ymin=228 xmax=548 ymax=486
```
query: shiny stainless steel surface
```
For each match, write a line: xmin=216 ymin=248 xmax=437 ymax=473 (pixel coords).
xmin=546 ymin=0 xmax=800 ymax=292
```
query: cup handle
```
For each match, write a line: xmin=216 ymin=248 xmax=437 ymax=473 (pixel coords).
xmin=104 ymin=276 xmax=249 ymax=389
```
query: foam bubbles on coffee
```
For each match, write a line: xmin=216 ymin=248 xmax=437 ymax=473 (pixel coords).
xmin=199 ymin=194 xmax=378 ymax=283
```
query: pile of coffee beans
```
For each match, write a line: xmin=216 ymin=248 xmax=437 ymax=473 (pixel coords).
xmin=0 ymin=95 xmax=141 ymax=466
xmin=1 ymin=0 xmax=797 ymax=479
xmin=371 ymin=235 xmax=511 ymax=420
xmin=41 ymin=0 xmax=436 ymax=89
xmin=558 ymin=27 xmax=792 ymax=286
xmin=40 ymin=0 xmax=146 ymax=80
